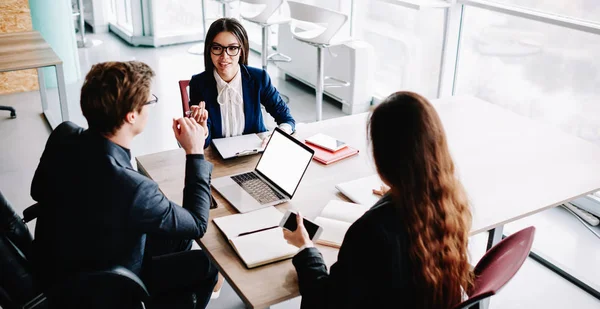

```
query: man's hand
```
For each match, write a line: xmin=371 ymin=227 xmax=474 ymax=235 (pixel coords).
xmin=372 ymin=184 xmax=390 ymax=196
xmin=282 ymin=212 xmax=314 ymax=249
xmin=172 ymin=117 xmax=205 ymax=155
xmin=188 ymin=102 xmax=209 ymax=137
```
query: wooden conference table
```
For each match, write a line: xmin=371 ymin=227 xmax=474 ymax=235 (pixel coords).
xmin=0 ymin=31 xmax=69 ymax=128
xmin=136 ymin=96 xmax=600 ymax=308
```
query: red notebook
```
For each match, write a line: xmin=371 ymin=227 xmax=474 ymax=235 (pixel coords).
xmin=305 ymin=143 xmax=359 ymax=165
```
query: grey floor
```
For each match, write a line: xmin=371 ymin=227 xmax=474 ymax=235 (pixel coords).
xmin=1 ymin=31 xmax=599 ymax=309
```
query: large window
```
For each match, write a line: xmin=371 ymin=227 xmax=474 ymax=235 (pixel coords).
xmin=103 ymin=0 xmax=600 ymax=147
xmin=109 ymin=0 xmax=134 ymax=33
xmin=450 ymin=1 xmax=600 ymax=145
xmin=152 ymin=0 xmax=205 ymax=37
xmin=455 ymin=6 xmax=600 ymax=144
xmin=354 ymin=1 xmax=446 ymax=99
xmin=484 ymin=0 xmax=600 ymax=23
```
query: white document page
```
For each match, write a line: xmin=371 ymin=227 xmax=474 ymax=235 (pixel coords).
xmin=229 ymin=227 xmax=298 ymax=268
xmin=314 ymin=217 xmax=352 ymax=248
xmin=335 ymin=175 xmax=383 ymax=206
xmin=212 ymin=134 xmax=264 ymax=159
xmin=319 ymin=200 xmax=369 ymax=223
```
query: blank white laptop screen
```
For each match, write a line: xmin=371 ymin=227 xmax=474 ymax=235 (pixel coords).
xmin=255 ymin=130 xmax=313 ymax=196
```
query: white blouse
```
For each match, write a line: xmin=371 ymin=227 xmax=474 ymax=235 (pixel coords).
xmin=214 ymin=66 xmax=245 ymax=138
xmin=214 ymin=65 xmax=293 ymax=137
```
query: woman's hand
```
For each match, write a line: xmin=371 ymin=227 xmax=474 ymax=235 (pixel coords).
xmin=188 ymin=102 xmax=209 ymax=136
xmin=372 ymin=184 xmax=390 ymax=196
xmin=260 ymin=125 xmax=292 ymax=148
xmin=282 ymin=212 xmax=314 ymax=249
xmin=261 ymin=134 xmax=271 ymax=149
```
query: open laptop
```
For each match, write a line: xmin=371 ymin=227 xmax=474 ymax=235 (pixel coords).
xmin=212 ymin=127 xmax=315 ymax=213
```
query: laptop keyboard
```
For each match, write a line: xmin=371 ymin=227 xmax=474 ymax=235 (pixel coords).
xmin=231 ymin=172 xmax=285 ymax=205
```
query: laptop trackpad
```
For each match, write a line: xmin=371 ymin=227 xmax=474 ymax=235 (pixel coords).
xmin=219 ymin=184 xmax=261 ymax=211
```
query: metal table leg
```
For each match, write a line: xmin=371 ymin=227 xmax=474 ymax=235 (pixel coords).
xmin=38 ymin=67 xmax=58 ymax=128
xmin=38 ymin=65 xmax=69 ymax=129
xmin=37 ymin=68 xmax=48 ymax=112
xmin=55 ymin=64 xmax=69 ymax=123
xmin=480 ymin=225 xmax=505 ymax=309
xmin=487 ymin=225 xmax=503 ymax=250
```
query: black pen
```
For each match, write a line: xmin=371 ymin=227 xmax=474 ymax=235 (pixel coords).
xmin=238 ymin=225 xmax=278 ymax=237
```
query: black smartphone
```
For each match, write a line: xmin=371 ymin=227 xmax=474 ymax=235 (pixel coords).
xmin=279 ymin=210 xmax=323 ymax=240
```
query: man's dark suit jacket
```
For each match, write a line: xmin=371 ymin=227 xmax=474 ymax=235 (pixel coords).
xmin=292 ymin=194 xmax=416 ymax=309
xmin=31 ymin=122 xmax=213 ymax=287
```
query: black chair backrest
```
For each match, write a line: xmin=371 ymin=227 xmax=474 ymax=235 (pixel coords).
xmin=0 ymin=191 xmax=33 ymax=257
xmin=0 ymin=191 xmax=37 ymax=308
xmin=1 ymin=191 xmax=151 ymax=309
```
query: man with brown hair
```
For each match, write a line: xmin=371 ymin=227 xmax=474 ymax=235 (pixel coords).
xmin=31 ymin=61 xmax=217 ymax=308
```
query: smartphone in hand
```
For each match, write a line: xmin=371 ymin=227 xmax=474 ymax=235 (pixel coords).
xmin=279 ymin=210 xmax=323 ymax=241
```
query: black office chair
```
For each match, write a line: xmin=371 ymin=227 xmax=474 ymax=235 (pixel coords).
xmin=0 ymin=191 xmax=150 ymax=309
xmin=0 ymin=105 xmax=16 ymax=118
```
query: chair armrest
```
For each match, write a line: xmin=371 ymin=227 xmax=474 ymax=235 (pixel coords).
xmin=22 ymin=293 xmax=47 ymax=309
xmin=23 ymin=203 xmax=41 ymax=223
xmin=49 ymin=265 xmax=151 ymax=306
xmin=107 ymin=265 xmax=150 ymax=299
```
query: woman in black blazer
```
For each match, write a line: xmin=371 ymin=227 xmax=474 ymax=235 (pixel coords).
xmin=188 ymin=18 xmax=295 ymax=148
xmin=284 ymin=91 xmax=473 ymax=309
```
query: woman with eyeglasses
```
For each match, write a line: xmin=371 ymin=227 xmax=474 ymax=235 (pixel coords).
xmin=188 ymin=18 xmax=295 ymax=148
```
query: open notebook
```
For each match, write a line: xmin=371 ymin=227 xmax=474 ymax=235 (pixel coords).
xmin=314 ymin=200 xmax=370 ymax=248
xmin=212 ymin=207 xmax=298 ymax=268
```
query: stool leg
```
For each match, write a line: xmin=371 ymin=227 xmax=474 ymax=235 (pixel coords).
xmin=261 ymin=25 xmax=269 ymax=71
xmin=316 ymin=46 xmax=324 ymax=121
xmin=201 ymin=0 xmax=207 ymax=39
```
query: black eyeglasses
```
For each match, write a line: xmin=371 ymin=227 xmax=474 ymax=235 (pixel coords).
xmin=210 ymin=43 xmax=241 ymax=56
xmin=145 ymin=94 xmax=158 ymax=105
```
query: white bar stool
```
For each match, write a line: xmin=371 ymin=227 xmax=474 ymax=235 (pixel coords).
xmin=240 ymin=0 xmax=292 ymax=71
xmin=240 ymin=0 xmax=292 ymax=103
xmin=287 ymin=1 xmax=351 ymax=121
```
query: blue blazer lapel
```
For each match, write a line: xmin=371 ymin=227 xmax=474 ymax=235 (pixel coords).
xmin=241 ymin=65 xmax=256 ymax=134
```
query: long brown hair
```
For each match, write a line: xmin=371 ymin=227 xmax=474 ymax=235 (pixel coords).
xmin=203 ymin=18 xmax=249 ymax=72
xmin=368 ymin=91 xmax=473 ymax=308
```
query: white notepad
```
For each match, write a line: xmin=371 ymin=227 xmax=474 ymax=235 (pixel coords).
xmin=335 ymin=174 xmax=382 ymax=206
xmin=213 ymin=207 xmax=298 ymax=268
xmin=314 ymin=200 xmax=370 ymax=248
xmin=211 ymin=134 xmax=264 ymax=159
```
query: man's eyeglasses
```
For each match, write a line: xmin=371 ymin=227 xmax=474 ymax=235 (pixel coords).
xmin=145 ymin=94 xmax=158 ymax=106
xmin=210 ymin=43 xmax=241 ymax=56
